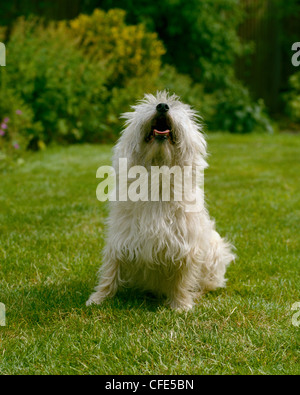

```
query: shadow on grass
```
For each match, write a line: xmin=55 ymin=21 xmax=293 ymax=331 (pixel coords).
xmin=7 ymin=277 xmax=237 ymax=328
xmin=108 ymin=288 xmax=163 ymax=312
xmin=7 ymin=281 xmax=163 ymax=326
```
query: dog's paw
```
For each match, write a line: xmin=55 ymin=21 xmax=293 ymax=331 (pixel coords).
xmin=168 ymin=299 xmax=194 ymax=312
xmin=86 ymin=292 xmax=104 ymax=307
xmin=86 ymin=298 xmax=96 ymax=307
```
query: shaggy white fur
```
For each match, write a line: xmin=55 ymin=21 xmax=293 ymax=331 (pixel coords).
xmin=87 ymin=91 xmax=235 ymax=310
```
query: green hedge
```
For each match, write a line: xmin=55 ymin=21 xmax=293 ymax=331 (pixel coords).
xmin=0 ymin=10 xmax=164 ymax=152
xmin=0 ymin=6 xmax=274 ymax=168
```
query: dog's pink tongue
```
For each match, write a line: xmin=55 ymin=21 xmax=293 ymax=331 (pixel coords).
xmin=154 ymin=129 xmax=170 ymax=136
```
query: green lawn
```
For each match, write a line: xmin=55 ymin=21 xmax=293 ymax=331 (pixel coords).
xmin=0 ymin=133 xmax=299 ymax=375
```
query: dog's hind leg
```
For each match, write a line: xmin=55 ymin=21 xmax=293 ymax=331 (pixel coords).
xmin=199 ymin=230 xmax=235 ymax=293
xmin=86 ymin=259 xmax=120 ymax=306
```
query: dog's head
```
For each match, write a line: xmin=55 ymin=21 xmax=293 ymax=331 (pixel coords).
xmin=116 ymin=91 xmax=207 ymax=167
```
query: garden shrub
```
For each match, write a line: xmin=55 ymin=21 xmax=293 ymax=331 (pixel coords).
xmin=1 ymin=10 xmax=164 ymax=147
xmin=0 ymin=84 xmax=43 ymax=169
xmin=0 ymin=4 xmax=274 ymax=163
xmin=106 ymin=0 xmax=273 ymax=134
xmin=157 ymin=65 xmax=216 ymax=124
xmin=93 ymin=0 xmax=247 ymax=88
xmin=157 ymin=65 xmax=274 ymax=134
xmin=68 ymin=8 xmax=165 ymax=88
xmin=5 ymin=17 xmax=110 ymax=144
xmin=212 ymin=80 xmax=274 ymax=134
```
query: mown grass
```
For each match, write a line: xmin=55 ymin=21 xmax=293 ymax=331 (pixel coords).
xmin=0 ymin=133 xmax=299 ymax=375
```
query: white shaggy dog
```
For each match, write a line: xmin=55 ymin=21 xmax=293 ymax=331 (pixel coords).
xmin=87 ymin=91 xmax=235 ymax=310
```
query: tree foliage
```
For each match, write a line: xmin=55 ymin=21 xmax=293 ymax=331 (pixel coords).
xmin=0 ymin=10 xmax=164 ymax=149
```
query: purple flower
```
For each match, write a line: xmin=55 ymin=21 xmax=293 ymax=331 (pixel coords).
xmin=3 ymin=117 xmax=10 ymax=123
xmin=0 ymin=130 xmax=5 ymax=136
xmin=16 ymin=110 xmax=23 ymax=115
xmin=1 ymin=123 xmax=7 ymax=129
xmin=13 ymin=143 xmax=20 ymax=149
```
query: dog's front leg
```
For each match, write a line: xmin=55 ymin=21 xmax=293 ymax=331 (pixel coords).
xmin=86 ymin=260 xmax=120 ymax=306
xmin=166 ymin=265 xmax=195 ymax=311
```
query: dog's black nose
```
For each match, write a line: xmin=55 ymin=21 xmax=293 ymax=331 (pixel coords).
xmin=156 ymin=103 xmax=169 ymax=113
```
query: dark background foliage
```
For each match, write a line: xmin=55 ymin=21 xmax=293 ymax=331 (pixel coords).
xmin=1 ymin=0 xmax=299 ymax=111
xmin=0 ymin=0 xmax=300 ymax=161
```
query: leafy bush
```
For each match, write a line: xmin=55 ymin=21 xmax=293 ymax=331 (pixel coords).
xmin=158 ymin=65 xmax=273 ymax=133
xmin=93 ymin=0 xmax=247 ymax=88
xmin=5 ymin=17 xmax=110 ymax=144
xmin=284 ymin=71 xmax=300 ymax=122
xmin=69 ymin=8 xmax=165 ymax=88
xmin=2 ymin=10 xmax=164 ymax=146
xmin=157 ymin=65 xmax=216 ymax=123
xmin=0 ymin=109 xmax=27 ymax=170
xmin=0 ymin=82 xmax=42 ymax=168
xmin=99 ymin=1 xmax=272 ymax=134
xmin=212 ymin=81 xmax=274 ymax=134
xmin=68 ymin=8 xmax=165 ymax=138
xmin=0 ymin=4 xmax=273 ymax=162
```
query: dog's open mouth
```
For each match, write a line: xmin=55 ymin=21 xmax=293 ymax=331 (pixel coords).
xmin=146 ymin=115 xmax=174 ymax=143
